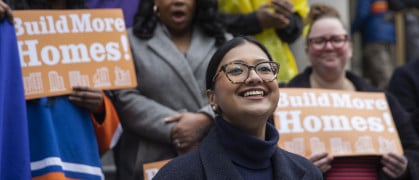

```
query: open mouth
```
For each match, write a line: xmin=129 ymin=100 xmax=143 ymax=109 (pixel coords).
xmin=171 ymin=10 xmax=186 ymax=23
xmin=241 ymin=90 xmax=265 ymax=97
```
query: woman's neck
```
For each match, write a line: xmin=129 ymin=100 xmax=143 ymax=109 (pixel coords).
xmin=310 ymin=71 xmax=355 ymax=91
xmin=170 ymin=30 xmax=192 ymax=54
xmin=223 ymin=115 xmax=268 ymax=140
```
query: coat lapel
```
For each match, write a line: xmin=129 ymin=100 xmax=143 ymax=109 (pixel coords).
xmin=186 ymin=29 xmax=216 ymax=73
xmin=272 ymin=149 xmax=307 ymax=179
xmin=199 ymin=129 xmax=242 ymax=180
xmin=147 ymin=24 xmax=211 ymax=104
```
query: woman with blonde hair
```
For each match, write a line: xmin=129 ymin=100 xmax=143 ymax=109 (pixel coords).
xmin=287 ymin=3 xmax=419 ymax=180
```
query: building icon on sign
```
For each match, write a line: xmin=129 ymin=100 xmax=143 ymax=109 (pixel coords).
xmin=330 ymin=137 xmax=352 ymax=155
xmin=48 ymin=71 xmax=65 ymax=92
xmin=93 ymin=67 xmax=111 ymax=87
xmin=284 ymin=138 xmax=305 ymax=156
xmin=355 ymin=136 xmax=375 ymax=153
xmin=378 ymin=136 xmax=397 ymax=153
xmin=69 ymin=71 xmax=90 ymax=87
xmin=23 ymin=72 xmax=43 ymax=95
xmin=114 ymin=66 xmax=132 ymax=86
xmin=310 ymin=137 xmax=326 ymax=155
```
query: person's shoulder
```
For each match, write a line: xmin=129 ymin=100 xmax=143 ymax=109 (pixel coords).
xmin=278 ymin=149 xmax=312 ymax=166
xmin=286 ymin=73 xmax=306 ymax=87
xmin=400 ymin=60 xmax=419 ymax=75
xmin=286 ymin=67 xmax=311 ymax=88
xmin=345 ymin=71 xmax=378 ymax=92
xmin=152 ymin=150 xmax=203 ymax=180
xmin=275 ymin=148 xmax=322 ymax=177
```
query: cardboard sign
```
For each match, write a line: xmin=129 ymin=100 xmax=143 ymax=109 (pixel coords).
xmin=143 ymin=159 xmax=170 ymax=180
xmin=14 ymin=9 xmax=137 ymax=99
xmin=274 ymin=88 xmax=403 ymax=158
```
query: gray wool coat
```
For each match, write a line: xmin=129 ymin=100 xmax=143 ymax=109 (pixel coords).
xmin=112 ymin=23 xmax=225 ymax=180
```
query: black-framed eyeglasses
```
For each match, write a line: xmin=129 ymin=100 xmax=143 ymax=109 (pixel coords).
xmin=308 ymin=34 xmax=348 ymax=51
xmin=212 ymin=61 xmax=280 ymax=84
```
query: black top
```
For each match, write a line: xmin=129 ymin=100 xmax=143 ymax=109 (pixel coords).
xmin=216 ymin=116 xmax=277 ymax=180
xmin=286 ymin=67 xmax=419 ymax=180
xmin=153 ymin=115 xmax=323 ymax=180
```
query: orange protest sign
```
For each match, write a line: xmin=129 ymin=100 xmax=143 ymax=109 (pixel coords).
xmin=14 ymin=9 xmax=137 ymax=99
xmin=143 ymin=159 xmax=170 ymax=180
xmin=274 ymin=88 xmax=403 ymax=158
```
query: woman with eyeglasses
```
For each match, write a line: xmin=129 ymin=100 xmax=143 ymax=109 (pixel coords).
xmin=286 ymin=3 xmax=419 ymax=180
xmin=111 ymin=0 xmax=229 ymax=179
xmin=153 ymin=36 xmax=322 ymax=179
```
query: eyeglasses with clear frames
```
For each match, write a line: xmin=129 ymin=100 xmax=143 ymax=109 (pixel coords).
xmin=212 ymin=61 xmax=280 ymax=84
xmin=308 ymin=34 xmax=348 ymax=51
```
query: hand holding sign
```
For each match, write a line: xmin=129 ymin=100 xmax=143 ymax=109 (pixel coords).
xmin=0 ymin=1 xmax=13 ymax=23
xmin=14 ymin=9 xmax=137 ymax=100
xmin=68 ymin=86 xmax=104 ymax=113
xmin=309 ymin=152 xmax=333 ymax=173
xmin=381 ymin=152 xmax=408 ymax=178
xmin=275 ymin=88 xmax=404 ymax=158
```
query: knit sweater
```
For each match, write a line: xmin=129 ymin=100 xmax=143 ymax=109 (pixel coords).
xmin=215 ymin=116 xmax=278 ymax=180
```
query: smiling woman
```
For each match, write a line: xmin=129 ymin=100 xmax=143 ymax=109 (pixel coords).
xmin=152 ymin=36 xmax=323 ymax=180
xmin=286 ymin=3 xmax=419 ymax=180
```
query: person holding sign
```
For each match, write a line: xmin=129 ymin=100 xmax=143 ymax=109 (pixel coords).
xmin=9 ymin=0 xmax=122 ymax=179
xmin=286 ymin=3 xmax=419 ymax=180
xmin=218 ymin=0 xmax=308 ymax=83
xmin=152 ymin=36 xmax=322 ymax=179
xmin=111 ymin=0 xmax=229 ymax=179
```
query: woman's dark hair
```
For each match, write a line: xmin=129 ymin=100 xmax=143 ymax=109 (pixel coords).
xmin=132 ymin=0 xmax=226 ymax=46
xmin=12 ymin=0 xmax=86 ymax=9
xmin=206 ymin=36 xmax=273 ymax=90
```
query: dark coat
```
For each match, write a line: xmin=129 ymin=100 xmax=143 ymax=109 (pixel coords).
xmin=287 ymin=67 xmax=419 ymax=180
xmin=153 ymin=128 xmax=323 ymax=180
xmin=388 ymin=60 xmax=419 ymax=134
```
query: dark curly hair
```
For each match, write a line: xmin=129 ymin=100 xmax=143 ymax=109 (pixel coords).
xmin=12 ymin=0 xmax=86 ymax=10
xmin=132 ymin=0 xmax=226 ymax=46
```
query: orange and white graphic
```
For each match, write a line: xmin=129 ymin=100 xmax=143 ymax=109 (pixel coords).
xmin=48 ymin=71 xmax=65 ymax=92
xmin=69 ymin=71 xmax=90 ymax=87
xmin=24 ymin=72 xmax=44 ymax=95
xmin=93 ymin=67 xmax=111 ymax=88
xmin=143 ymin=159 xmax=170 ymax=180
xmin=274 ymin=88 xmax=403 ymax=158
xmin=14 ymin=9 xmax=137 ymax=99
xmin=114 ymin=66 xmax=132 ymax=86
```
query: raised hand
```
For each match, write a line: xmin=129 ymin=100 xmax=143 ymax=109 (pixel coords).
xmin=0 ymin=1 xmax=13 ymax=23
xmin=69 ymin=86 xmax=104 ymax=113
xmin=256 ymin=0 xmax=294 ymax=29
xmin=381 ymin=152 xmax=408 ymax=179
xmin=165 ymin=112 xmax=212 ymax=154
xmin=309 ymin=152 xmax=334 ymax=173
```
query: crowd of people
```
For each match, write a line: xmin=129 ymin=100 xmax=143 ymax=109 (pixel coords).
xmin=1 ymin=0 xmax=419 ymax=179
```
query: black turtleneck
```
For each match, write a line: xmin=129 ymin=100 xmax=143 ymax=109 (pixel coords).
xmin=214 ymin=116 xmax=279 ymax=180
